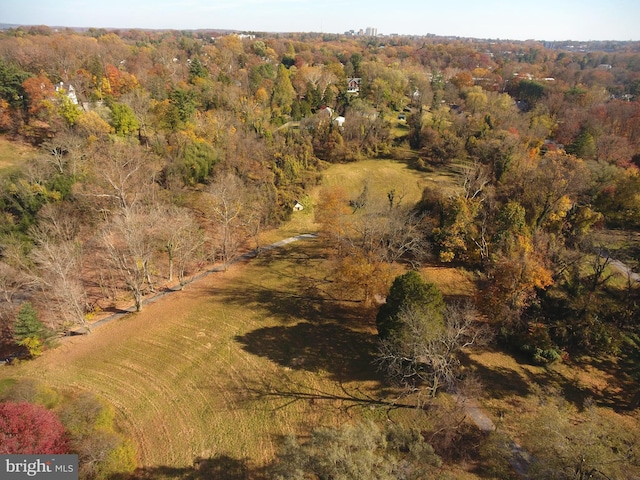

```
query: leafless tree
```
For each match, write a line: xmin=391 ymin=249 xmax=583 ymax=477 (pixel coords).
xmin=83 ymin=140 xmax=160 ymax=214
xmin=102 ymin=207 xmax=161 ymax=312
xmin=205 ymin=173 xmax=249 ymax=268
xmin=377 ymin=302 xmax=491 ymax=398
xmin=158 ymin=205 xmax=204 ymax=286
xmin=29 ymin=204 xmax=88 ymax=332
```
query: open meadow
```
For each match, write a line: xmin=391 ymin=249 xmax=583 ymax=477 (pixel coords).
xmin=2 ymin=153 xmax=639 ymax=478
xmin=0 ymin=157 xmax=462 ymax=475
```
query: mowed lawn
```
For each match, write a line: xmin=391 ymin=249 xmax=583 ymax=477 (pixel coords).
xmin=319 ymin=157 xmax=460 ymax=205
xmin=0 ymin=239 xmax=387 ymax=470
xmin=0 ymin=157 xmax=460 ymax=472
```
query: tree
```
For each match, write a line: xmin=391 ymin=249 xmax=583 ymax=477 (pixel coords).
xmin=85 ymin=140 xmax=159 ymax=213
xmin=205 ymin=173 xmax=249 ymax=268
xmin=29 ymin=204 xmax=88 ymax=332
xmin=13 ymin=302 xmax=50 ymax=356
xmin=378 ymin=302 xmax=489 ymax=397
xmin=0 ymin=401 xmax=69 ymax=454
xmin=22 ymin=75 xmax=55 ymax=121
xmin=513 ymin=151 xmax=590 ymax=230
xmin=188 ymin=58 xmax=208 ymax=83
xmin=483 ymin=233 xmax=553 ymax=330
xmin=0 ymin=59 xmax=30 ymax=110
xmin=108 ymin=101 xmax=139 ymax=136
xmin=0 ymin=253 xmax=37 ymax=344
xmin=57 ymin=392 xmax=136 ymax=480
xmin=159 ymin=205 xmax=204 ymax=286
xmin=518 ymin=392 xmax=640 ymax=480
xmin=268 ymin=421 xmax=442 ymax=480
xmin=102 ymin=207 xmax=160 ymax=312
xmin=376 ymin=270 xmax=444 ymax=340
xmin=271 ymin=64 xmax=295 ymax=117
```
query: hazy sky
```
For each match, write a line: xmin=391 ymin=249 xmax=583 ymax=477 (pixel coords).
xmin=1 ymin=0 xmax=638 ymax=41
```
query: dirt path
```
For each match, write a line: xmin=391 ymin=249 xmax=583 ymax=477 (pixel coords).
xmin=454 ymin=395 xmax=531 ymax=478
xmin=596 ymin=249 xmax=640 ymax=282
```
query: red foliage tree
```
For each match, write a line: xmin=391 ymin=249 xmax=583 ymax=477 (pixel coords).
xmin=0 ymin=402 xmax=69 ymax=454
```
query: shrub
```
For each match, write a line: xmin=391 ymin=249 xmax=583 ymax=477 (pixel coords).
xmin=0 ymin=401 xmax=69 ymax=454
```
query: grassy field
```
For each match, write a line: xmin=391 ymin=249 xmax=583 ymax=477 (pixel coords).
xmin=0 ymin=135 xmax=35 ymax=173
xmin=319 ymin=157 xmax=460 ymax=206
xmin=4 ymin=151 xmax=637 ymax=477
xmin=0 ymin=158 xmax=454 ymax=474
xmin=1 ymin=240 xmax=391 ymax=470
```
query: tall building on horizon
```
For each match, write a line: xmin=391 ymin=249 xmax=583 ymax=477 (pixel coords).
xmin=365 ymin=27 xmax=377 ymax=37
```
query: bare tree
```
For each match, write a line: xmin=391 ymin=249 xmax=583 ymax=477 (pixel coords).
xmin=158 ymin=205 xmax=204 ymax=287
xmin=39 ymin=128 xmax=87 ymax=177
xmin=29 ymin=204 xmax=88 ymax=332
xmin=83 ymin=140 xmax=159 ymax=214
xmin=378 ymin=302 xmax=491 ymax=398
xmin=205 ymin=173 xmax=249 ymax=269
xmin=102 ymin=207 xmax=160 ymax=312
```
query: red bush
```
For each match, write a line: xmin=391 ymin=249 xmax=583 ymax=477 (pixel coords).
xmin=0 ymin=401 xmax=69 ymax=454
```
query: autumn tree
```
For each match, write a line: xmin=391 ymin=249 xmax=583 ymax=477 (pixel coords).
xmin=517 ymin=392 xmax=640 ymax=480
xmin=107 ymin=100 xmax=139 ymax=137
xmin=22 ymin=75 xmax=56 ymax=121
xmin=57 ymin=392 xmax=136 ymax=479
xmin=268 ymin=421 xmax=442 ymax=480
xmin=0 ymin=401 xmax=69 ymax=454
xmin=483 ymin=233 xmax=553 ymax=329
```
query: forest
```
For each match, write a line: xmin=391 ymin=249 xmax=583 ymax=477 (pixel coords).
xmin=1 ymin=25 xmax=640 ymax=479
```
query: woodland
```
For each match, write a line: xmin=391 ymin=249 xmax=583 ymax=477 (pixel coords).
xmin=1 ymin=25 xmax=640 ymax=479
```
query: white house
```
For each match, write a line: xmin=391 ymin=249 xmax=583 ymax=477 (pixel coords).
xmin=55 ymin=82 xmax=78 ymax=105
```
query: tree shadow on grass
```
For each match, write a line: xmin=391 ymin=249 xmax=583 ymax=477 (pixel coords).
xmin=235 ymin=321 xmax=381 ymax=382
xmin=124 ymin=454 xmax=254 ymax=479
xmin=238 ymin=376 xmax=420 ymax=419
xmin=210 ymin=244 xmax=365 ymax=328
xmin=460 ymin=351 xmax=533 ymax=400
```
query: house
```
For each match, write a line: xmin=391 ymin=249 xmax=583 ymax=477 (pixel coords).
xmin=55 ymin=82 xmax=78 ymax=104
xmin=293 ymin=201 xmax=304 ymax=212
xmin=347 ymin=78 xmax=361 ymax=94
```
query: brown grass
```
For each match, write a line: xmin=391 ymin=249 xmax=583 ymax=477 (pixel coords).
xmin=0 ymin=240 xmax=386 ymax=470
xmin=0 ymin=135 xmax=36 ymax=172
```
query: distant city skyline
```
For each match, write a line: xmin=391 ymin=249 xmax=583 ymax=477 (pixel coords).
xmin=1 ymin=0 xmax=638 ymax=41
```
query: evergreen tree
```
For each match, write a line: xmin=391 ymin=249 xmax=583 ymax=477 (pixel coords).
xmin=13 ymin=302 xmax=46 ymax=343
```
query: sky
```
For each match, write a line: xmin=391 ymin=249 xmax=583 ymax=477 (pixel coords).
xmin=1 ymin=0 xmax=639 ymax=41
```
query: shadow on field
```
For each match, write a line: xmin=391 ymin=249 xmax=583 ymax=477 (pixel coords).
xmin=241 ymin=377 xmax=416 ymax=415
xmin=235 ymin=321 xmax=380 ymax=382
xmin=126 ymin=454 xmax=253 ymax=479
xmin=461 ymin=351 xmax=533 ymax=399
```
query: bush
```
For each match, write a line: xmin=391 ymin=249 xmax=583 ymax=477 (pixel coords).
xmin=0 ymin=401 xmax=69 ymax=454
